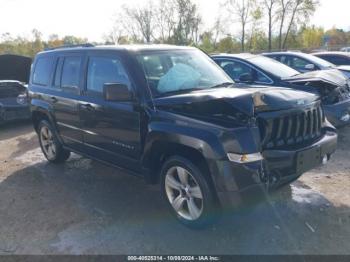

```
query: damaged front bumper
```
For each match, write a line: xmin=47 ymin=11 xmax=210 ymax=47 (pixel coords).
xmin=324 ymin=99 xmax=350 ymax=127
xmin=214 ymin=130 xmax=338 ymax=208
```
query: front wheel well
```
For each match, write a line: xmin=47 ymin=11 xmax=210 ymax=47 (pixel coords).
xmin=146 ymin=142 xmax=216 ymax=191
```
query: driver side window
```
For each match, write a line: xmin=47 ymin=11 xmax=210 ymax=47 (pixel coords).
xmin=87 ymin=56 xmax=130 ymax=93
xmin=220 ymin=60 xmax=270 ymax=84
xmin=289 ymin=56 xmax=315 ymax=71
xmin=220 ymin=60 xmax=253 ymax=81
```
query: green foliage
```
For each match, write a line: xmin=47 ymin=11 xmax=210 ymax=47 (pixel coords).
xmin=300 ymin=26 xmax=324 ymax=48
xmin=216 ymin=36 xmax=241 ymax=53
xmin=325 ymin=28 xmax=350 ymax=47
xmin=0 ymin=30 xmax=90 ymax=57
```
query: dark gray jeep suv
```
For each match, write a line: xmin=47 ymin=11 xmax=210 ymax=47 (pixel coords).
xmin=28 ymin=45 xmax=337 ymax=228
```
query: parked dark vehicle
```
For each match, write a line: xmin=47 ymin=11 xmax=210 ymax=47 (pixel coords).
xmin=28 ymin=45 xmax=337 ymax=228
xmin=340 ymin=47 xmax=350 ymax=53
xmin=0 ymin=55 xmax=32 ymax=125
xmin=313 ymin=52 xmax=350 ymax=66
xmin=212 ymin=53 xmax=350 ymax=127
xmin=313 ymin=52 xmax=350 ymax=76
xmin=264 ymin=51 xmax=350 ymax=78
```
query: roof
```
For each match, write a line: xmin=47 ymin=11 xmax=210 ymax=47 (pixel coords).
xmin=39 ymin=44 xmax=195 ymax=55
xmin=263 ymin=51 xmax=321 ymax=60
xmin=211 ymin=53 xmax=259 ymax=60
xmin=263 ymin=51 xmax=302 ymax=56
xmin=313 ymin=51 xmax=350 ymax=57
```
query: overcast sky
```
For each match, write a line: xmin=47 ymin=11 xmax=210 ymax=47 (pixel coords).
xmin=0 ymin=0 xmax=349 ymax=42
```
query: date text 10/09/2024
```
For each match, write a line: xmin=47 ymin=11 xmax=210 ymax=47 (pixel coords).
xmin=127 ymin=256 xmax=220 ymax=261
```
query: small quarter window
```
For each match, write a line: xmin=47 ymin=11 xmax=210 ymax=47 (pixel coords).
xmin=33 ymin=57 xmax=53 ymax=86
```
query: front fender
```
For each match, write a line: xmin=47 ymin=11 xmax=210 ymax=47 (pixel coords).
xmin=143 ymin=121 xmax=226 ymax=164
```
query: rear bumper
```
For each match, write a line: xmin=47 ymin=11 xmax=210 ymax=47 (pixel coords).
xmin=214 ymin=131 xmax=338 ymax=208
xmin=324 ymin=99 xmax=350 ymax=127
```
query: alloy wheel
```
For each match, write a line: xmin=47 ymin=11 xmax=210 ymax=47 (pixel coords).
xmin=40 ymin=126 xmax=57 ymax=160
xmin=165 ymin=166 xmax=204 ymax=221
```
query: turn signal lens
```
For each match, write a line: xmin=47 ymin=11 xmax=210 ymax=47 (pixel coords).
xmin=227 ymin=153 xmax=263 ymax=163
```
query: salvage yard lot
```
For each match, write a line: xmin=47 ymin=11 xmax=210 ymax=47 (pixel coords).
xmin=0 ymin=122 xmax=349 ymax=255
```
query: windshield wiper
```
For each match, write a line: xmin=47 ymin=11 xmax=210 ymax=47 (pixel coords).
xmin=210 ymin=82 xmax=234 ymax=89
xmin=156 ymin=88 xmax=207 ymax=97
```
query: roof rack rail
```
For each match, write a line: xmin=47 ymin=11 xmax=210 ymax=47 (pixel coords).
xmin=44 ymin=43 xmax=94 ymax=51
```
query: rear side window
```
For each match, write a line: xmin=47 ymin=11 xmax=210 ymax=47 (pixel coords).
xmin=87 ymin=57 xmax=130 ymax=93
xmin=33 ymin=57 xmax=53 ymax=86
xmin=220 ymin=60 xmax=253 ymax=80
xmin=219 ymin=59 xmax=271 ymax=84
xmin=290 ymin=57 xmax=310 ymax=70
xmin=324 ymin=56 xmax=350 ymax=65
xmin=61 ymin=57 xmax=82 ymax=88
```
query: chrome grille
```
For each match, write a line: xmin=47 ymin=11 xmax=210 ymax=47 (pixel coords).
xmin=258 ymin=103 xmax=323 ymax=149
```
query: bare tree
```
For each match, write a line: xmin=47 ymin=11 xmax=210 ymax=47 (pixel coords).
xmin=174 ymin=0 xmax=202 ymax=45
xmin=263 ymin=0 xmax=278 ymax=51
xmin=282 ymin=0 xmax=318 ymax=49
xmin=104 ymin=12 xmax=129 ymax=44
xmin=155 ymin=0 xmax=176 ymax=43
xmin=227 ymin=0 xmax=254 ymax=52
xmin=248 ymin=4 xmax=263 ymax=51
xmin=277 ymin=0 xmax=292 ymax=50
xmin=123 ymin=1 xmax=156 ymax=43
xmin=211 ymin=15 xmax=226 ymax=48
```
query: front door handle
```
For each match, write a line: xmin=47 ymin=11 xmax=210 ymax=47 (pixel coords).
xmin=81 ymin=103 xmax=95 ymax=111
xmin=50 ymin=96 xmax=58 ymax=103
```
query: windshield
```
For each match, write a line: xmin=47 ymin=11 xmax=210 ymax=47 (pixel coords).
xmin=249 ymin=56 xmax=300 ymax=78
xmin=137 ymin=49 xmax=233 ymax=97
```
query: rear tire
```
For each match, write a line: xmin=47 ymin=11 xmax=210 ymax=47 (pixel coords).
xmin=38 ymin=120 xmax=70 ymax=164
xmin=160 ymin=156 xmax=220 ymax=229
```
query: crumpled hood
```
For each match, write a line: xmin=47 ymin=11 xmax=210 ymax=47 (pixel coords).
xmin=153 ymin=87 xmax=319 ymax=126
xmin=283 ymin=69 xmax=348 ymax=87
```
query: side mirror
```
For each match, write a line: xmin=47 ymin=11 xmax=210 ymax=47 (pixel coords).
xmin=239 ymin=73 xmax=254 ymax=83
xmin=305 ymin=64 xmax=315 ymax=70
xmin=103 ymin=83 xmax=133 ymax=102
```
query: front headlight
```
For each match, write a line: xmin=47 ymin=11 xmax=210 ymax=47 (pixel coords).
xmin=227 ymin=153 xmax=263 ymax=163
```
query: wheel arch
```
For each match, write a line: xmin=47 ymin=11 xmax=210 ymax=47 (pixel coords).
xmin=30 ymin=99 xmax=56 ymax=133
xmin=142 ymin=129 xmax=225 ymax=197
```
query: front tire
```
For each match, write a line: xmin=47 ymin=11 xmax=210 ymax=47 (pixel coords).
xmin=161 ymin=156 xmax=219 ymax=229
xmin=38 ymin=120 xmax=70 ymax=164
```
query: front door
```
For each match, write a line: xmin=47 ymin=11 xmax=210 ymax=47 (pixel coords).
xmin=79 ymin=54 xmax=142 ymax=172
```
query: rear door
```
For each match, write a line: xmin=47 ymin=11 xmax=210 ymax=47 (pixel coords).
xmin=51 ymin=54 xmax=85 ymax=150
xmin=79 ymin=52 xmax=142 ymax=172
